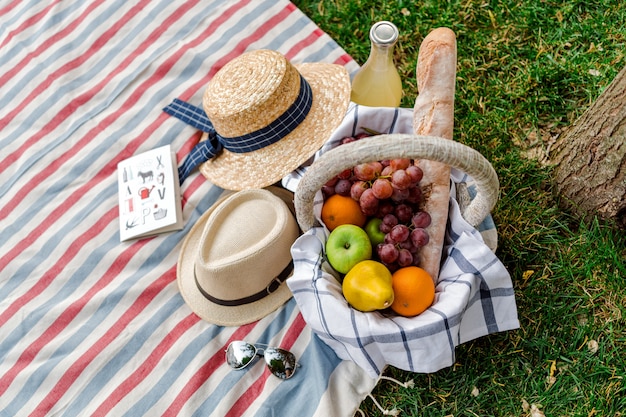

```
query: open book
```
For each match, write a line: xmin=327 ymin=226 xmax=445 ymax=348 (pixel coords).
xmin=117 ymin=145 xmax=183 ymax=241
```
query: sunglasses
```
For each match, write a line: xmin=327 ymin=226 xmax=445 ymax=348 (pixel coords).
xmin=225 ymin=341 xmax=299 ymax=380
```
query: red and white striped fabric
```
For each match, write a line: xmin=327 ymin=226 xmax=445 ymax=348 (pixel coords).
xmin=0 ymin=1 xmax=376 ymax=416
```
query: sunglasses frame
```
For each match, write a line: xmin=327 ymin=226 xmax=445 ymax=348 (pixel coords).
xmin=225 ymin=341 xmax=299 ymax=380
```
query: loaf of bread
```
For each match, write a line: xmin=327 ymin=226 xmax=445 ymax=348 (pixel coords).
xmin=413 ymin=27 xmax=457 ymax=281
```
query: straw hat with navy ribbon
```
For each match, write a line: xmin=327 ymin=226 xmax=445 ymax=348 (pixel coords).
xmin=164 ymin=49 xmax=351 ymax=190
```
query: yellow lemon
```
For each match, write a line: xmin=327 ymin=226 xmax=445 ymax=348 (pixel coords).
xmin=342 ymin=260 xmax=394 ymax=312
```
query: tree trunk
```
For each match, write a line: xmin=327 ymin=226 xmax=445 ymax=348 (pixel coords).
xmin=550 ymin=65 xmax=626 ymax=228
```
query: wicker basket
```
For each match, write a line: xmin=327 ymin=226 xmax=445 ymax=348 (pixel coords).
xmin=294 ymin=133 xmax=499 ymax=232
xmin=286 ymin=105 xmax=517 ymax=378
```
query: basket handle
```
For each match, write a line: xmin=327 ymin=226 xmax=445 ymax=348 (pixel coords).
xmin=294 ymin=134 xmax=499 ymax=231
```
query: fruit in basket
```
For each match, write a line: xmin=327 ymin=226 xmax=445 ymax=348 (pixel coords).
xmin=326 ymin=224 xmax=372 ymax=274
xmin=322 ymin=133 xmax=432 ymax=271
xmin=371 ymin=178 xmax=393 ymax=199
xmin=364 ymin=218 xmax=385 ymax=246
xmin=321 ymin=194 xmax=367 ymax=231
xmin=354 ymin=161 xmax=383 ymax=181
xmin=358 ymin=188 xmax=379 ymax=216
xmin=390 ymin=266 xmax=435 ymax=317
xmin=342 ymin=260 xmax=394 ymax=312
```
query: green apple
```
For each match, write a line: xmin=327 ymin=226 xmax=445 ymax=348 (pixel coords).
xmin=326 ymin=224 xmax=372 ymax=274
xmin=364 ymin=217 xmax=385 ymax=246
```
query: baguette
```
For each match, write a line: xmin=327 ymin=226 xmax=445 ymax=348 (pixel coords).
xmin=413 ymin=27 xmax=457 ymax=281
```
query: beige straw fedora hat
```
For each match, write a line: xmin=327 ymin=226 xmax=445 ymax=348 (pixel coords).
xmin=196 ymin=49 xmax=350 ymax=190
xmin=177 ymin=187 xmax=300 ymax=326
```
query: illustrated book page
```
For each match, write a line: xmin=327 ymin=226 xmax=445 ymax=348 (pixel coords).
xmin=117 ymin=145 xmax=183 ymax=241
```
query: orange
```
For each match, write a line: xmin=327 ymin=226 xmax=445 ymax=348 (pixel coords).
xmin=390 ymin=266 xmax=435 ymax=317
xmin=321 ymin=194 xmax=367 ymax=231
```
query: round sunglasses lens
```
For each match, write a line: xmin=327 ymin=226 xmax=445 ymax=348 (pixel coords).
xmin=264 ymin=348 xmax=297 ymax=379
xmin=226 ymin=341 xmax=257 ymax=370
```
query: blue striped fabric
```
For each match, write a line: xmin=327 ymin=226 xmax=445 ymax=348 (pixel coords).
xmin=163 ymin=72 xmax=313 ymax=184
xmin=163 ymin=99 xmax=216 ymax=133
xmin=0 ymin=1 xmax=373 ymax=416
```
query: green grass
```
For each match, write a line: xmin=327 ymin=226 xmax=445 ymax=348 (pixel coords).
xmin=293 ymin=1 xmax=626 ymax=415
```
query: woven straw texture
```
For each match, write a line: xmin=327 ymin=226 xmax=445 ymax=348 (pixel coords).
xmin=203 ymin=50 xmax=298 ymax=136
xmin=199 ymin=50 xmax=351 ymax=190
xmin=294 ymin=134 xmax=499 ymax=231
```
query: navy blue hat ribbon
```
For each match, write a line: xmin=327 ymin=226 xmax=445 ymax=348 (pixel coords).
xmin=164 ymin=75 xmax=313 ymax=184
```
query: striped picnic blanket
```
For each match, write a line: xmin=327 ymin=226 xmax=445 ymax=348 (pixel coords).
xmin=0 ymin=1 xmax=378 ymax=416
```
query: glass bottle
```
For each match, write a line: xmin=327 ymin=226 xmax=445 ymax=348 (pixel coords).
xmin=350 ymin=21 xmax=403 ymax=107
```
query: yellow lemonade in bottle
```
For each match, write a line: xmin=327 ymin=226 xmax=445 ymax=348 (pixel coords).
xmin=351 ymin=21 xmax=403 ymax=107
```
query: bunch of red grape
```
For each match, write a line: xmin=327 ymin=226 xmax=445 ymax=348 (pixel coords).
xmin=322 ymin=133 xmax=431 ymax=271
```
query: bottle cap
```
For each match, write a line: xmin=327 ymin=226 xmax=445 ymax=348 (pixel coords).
xmin=370 ymin=21 xmax=399 ymax=46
